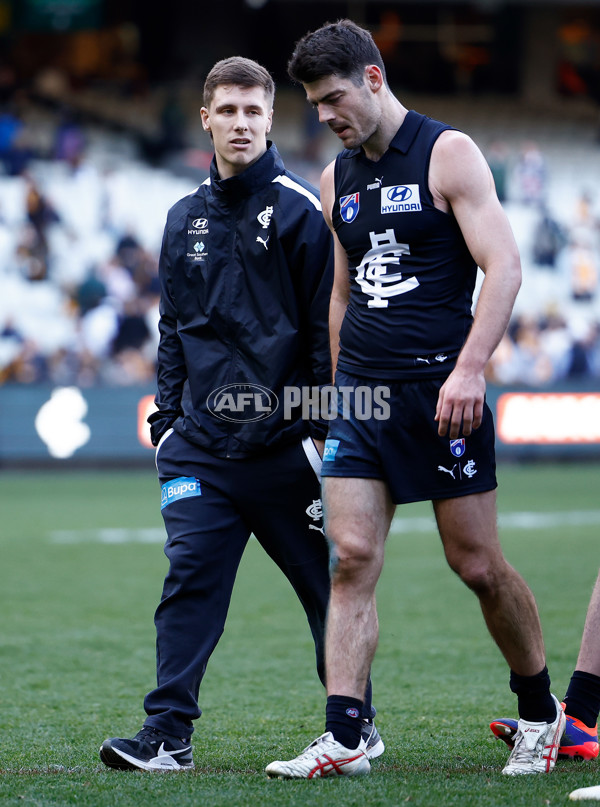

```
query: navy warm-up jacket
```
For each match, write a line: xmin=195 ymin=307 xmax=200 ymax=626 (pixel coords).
xmin=149 ymin=143 xmax=334 ymax=458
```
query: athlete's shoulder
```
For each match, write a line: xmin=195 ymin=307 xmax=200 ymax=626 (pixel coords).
xmin=319 ymin=161 xmax=336 ymax=226
xmin=416 ymin=110 xmax=456 ymax=133
xmin=433 ymin=128 xmax=479 ymax=157
xmin=321 ymin=159 xmax=336 ymax=192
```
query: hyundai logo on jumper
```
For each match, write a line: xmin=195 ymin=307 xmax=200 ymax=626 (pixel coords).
xmin=207 ymin=384 xmax=278 ymax=422
xmin=161 ymin=477 xmax=202 ymax=509
xmin=381 ymin=184 xmax=422 ymax=214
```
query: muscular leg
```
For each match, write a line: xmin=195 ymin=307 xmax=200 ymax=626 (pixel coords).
xmin=563 ymin=569 xmax=600 ymax=729
xmin=240 ymin=441 xmax=373 ymax=715
xmin=322 ymin=476 xmax=395 ymax=700
xmin=433 ymin=490 xmax=546 ymax=676
xmin=575 ymin=569 xmax=600 ymax=675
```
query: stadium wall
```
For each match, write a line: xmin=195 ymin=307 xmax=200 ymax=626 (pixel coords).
xmin=0 ymin=382 xmax=599 ymax=467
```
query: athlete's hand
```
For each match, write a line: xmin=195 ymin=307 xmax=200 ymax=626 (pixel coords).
xmin=434 ymin=366 xmax=486 ymax=439
xmin=313 ymin=438 xmax=325 ymax=458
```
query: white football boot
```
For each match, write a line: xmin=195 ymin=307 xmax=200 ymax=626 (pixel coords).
xmin=502 ymin=694 xmax=566 ymax=775
xmin=266 ymin=731 xmax=370 ymax=779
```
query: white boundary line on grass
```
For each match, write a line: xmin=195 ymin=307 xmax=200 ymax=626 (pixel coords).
xmin=391 ymin=509 xmax=600 ymax=534
xmin=48 ymin=509 xmax=600 ymax=544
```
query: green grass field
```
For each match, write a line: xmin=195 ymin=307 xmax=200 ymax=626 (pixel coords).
xmin=1 ymin=462 xmax=599 ymax=806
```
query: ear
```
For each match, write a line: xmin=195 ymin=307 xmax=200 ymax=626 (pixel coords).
xmin=200 ymin=106 xmax=210 ymax=132
xmin=265 ymin=108 xmax=273 ymax=135
xmin=365 ymin=65 xmax=384 ymax=93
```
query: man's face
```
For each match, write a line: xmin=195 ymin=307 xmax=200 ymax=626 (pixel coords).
xmin=303 ymin=72 xmax=381 ymax=150
xmin=201 ymin=84 xmax=273 ymax=178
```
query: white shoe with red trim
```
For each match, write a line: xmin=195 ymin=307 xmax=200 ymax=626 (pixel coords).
xmin=265 ymin=731 xmax=370 ymax=779
xmin=502 ymin=694 xmax=566 ymax=775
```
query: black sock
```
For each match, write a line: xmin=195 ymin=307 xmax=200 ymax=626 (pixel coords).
xmin=510 ymin=666 xmax=557 ymax=723
xmin=362 ymin=678 xmax=375 ymax=721
xmin=325 ymin=695 xmax=363 ymax=750
xmin=563 ymin=671 xmax=600 ymax=728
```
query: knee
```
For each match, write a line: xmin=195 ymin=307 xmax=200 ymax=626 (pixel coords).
xmin=448 ymin=552 xmax=506 ymax=597
xmin=328 ymin=530 xmax=382 ymax=583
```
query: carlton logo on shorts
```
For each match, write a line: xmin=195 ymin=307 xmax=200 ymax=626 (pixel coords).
xmin=161 ymin=477 xmax=202 ymax=509
xmin=450 ymin=438 xmax=466 ymax=457
xmin=339 ymin=192 xmax=360 ymax=223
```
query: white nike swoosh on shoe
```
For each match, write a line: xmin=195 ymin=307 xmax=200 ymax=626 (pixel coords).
xmin=157 ymin=742 xmax=191 ymax=757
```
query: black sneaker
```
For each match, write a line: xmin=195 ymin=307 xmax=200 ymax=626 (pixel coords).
xmin=100 ymin=726 xmax=194 ymax=771
xmin=362 ymin=718 xmax=385 ymax=759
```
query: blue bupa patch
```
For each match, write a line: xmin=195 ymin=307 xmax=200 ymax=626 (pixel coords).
xmin=323 ymin=439 xmax=340 ymax=462
xmin=161 ymin=477 xmax=202 ymax=509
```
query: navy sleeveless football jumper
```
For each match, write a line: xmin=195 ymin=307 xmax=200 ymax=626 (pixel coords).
xmin=332 ymin=110 xmax=478 ymax=380
xmin=323 ymin=111 xmax=498 ymax=504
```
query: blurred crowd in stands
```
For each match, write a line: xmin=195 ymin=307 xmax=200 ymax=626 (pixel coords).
xmin=485 ymin=139 xmax=600 ymax=386
xmin=0 ymin=145 xmax=164 ymax=387
xmin=0 ymin=79 xmax=599 ymax=389
xmin=0 ymin=73 xmax=193 ymax=388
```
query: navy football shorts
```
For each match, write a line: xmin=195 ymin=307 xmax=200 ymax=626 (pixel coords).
xmin=320 ymin=370 xmax=497 ymax=505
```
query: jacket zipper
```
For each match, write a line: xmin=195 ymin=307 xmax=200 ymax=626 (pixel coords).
xmin=225 ymin=216 xmax=238 ymax=457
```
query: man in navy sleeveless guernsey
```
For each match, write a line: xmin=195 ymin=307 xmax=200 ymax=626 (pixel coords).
xmin=266 ymin=20 xmax=563 ymax=778
xmin=99 ymin=56 xmax=381 ymax=772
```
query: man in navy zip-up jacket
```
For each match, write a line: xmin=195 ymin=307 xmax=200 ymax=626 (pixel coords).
xmin=100 ymin=56 xmax=381 ymax=772
xmin=149 ymin=120 xmax=332 ymax=457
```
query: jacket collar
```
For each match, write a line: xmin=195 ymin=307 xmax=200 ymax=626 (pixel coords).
xmin=209 ymin=141 xmax=284 ymax=199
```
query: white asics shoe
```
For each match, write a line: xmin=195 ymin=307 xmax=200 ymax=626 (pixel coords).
xmin=502 ymin=694 xmax=566 ymax=775
xmin=265 ymin=731 xmax=370 ymax=779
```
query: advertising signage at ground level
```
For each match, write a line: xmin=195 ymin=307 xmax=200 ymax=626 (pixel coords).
xmin=0 ymin=384 xmax=599 ymax=466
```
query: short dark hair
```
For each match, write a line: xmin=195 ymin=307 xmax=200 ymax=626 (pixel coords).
xmin=203 ymin=57 xmax=275 ymax=109
xmin=288 ymin=19 xmax=387 ymax=87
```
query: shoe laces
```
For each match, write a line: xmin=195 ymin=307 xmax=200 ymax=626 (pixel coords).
xmin=134 ymin=726 xmax=160 ymax=742
xmin=510 ymin=728 xmax=545 ymax=764
xmin=299 ymin=732 xmax=336 ymax=757
xmin=134 ymin=726 xmax=190 ymax=746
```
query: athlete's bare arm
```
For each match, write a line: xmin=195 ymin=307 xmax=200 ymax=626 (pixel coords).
xmin=429 ymin=130 xmax=522 ymax=439
xmin=321 ymin=161 xmax=351 ymax=380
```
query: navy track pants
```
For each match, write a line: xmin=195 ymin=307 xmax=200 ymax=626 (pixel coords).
xmin=144 ymin=429 xmax=372 ymax=737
